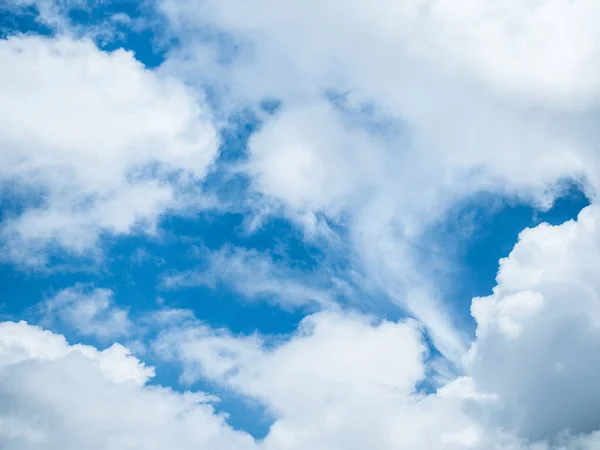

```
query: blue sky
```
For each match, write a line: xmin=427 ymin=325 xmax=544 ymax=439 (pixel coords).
xmin=2 ymin=1 xmax=600 ymax=449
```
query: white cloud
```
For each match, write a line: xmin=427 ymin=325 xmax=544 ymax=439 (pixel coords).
xmin=3 ymin=0 xmax=127 ymax=36
xmin=0 ymin=34 xmax=218 ymax=266
xmin=156 ymin=0 xmax=600 ymax=361
xmin=466 ymin=204 xmax=600 ymax=442
xmin=161 ymin=0 xmax=600 ymax=106
xmin=153 ymin=205 xmax=600 ymax=448
xmin=0 ymin=314 xmax=469 ymax=450
xmin=157 ymin=311 xmax=427 ymax=402
xmin=0 ymin=320 xmax=153 ymax=385
xmin=245 ymin=103 xmax=388 ymax=214
xmin=38 ymin=284 xmax=132 ymax=339
xmin=148 ymin=311 xmax=488 ymax=449
xmin=161 ymin=245 xmax=348 ymax=308
xmin=6 ymin=293 xmax=600 ymax=449
xmin=6 ymin=0 xmax=599 ymax=366
xmin=0 ymin=320 xmax=256 ymax=450
xmin=152 ymin=306 xmax=600 ymax=450
xmin=8 ymin=204 xmax=600 ymax=448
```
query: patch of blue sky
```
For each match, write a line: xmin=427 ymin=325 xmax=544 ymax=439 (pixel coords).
xmin=0 ymin=211 xmax=316 ymax=324
xmin=433 ymin=181 xmax=590 ymax=334
xmin=0 ymin=3 xmax=53 ymax=38
xmin=68 ymin=0 xmax=170 ymax=68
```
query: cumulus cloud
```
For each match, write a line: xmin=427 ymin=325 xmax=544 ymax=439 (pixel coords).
xmin=0 ymin=312 xmax=483 ymax=450
xmin=156 ymin=206 xmax=600 ymax=448
xmin=0 ymin=34 xmax=218 ymax=266
xmin=155 ymin=311 xmax=486 ymax=449
xmin=0 ymin=321 xmax=255 ymax=450
xmin=466 ymin=204 xmax=600 ymax=442
xmin=7 ymin=244 xmax=600 ymax=450
xmin=12 ymin=206 xmax=600 ymax=448
xmin=0 ymin=320 xmax=153 ymax=385
xmin=155 ymin=0 xmax=600 ymax=360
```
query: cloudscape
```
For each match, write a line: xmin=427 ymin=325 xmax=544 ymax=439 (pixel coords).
xmin=1 ymin=1 xmax=600 ymax=448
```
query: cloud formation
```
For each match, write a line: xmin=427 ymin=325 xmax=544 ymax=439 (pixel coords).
xmin=3 ymin=0 xmax=600 ymax=449
xmin=0 ymin=34 xmax=218 ymax=266
xmin=157 ymin=0 xmax=600 ymax=358
xmin=37 ymin=285 xmax=132 ymax=339
xmin=8 ymin=204 xmax=600 ymax=449
xmin=0 ymin=321 xmax=254 ymax=450
xmin=9 ymin=221 xmax=600 ymax=450
xmin=467 ymin=205 xmax=600 ymax=442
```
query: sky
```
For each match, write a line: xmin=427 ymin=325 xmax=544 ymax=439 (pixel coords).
xmin=2 ymin=0 xmax=600 ymax=449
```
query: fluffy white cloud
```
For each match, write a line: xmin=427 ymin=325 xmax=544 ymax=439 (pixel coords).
xmin=245 ymin=103 xmax=389 ymax=214
xmin=0 ymin=320 xmax=255 ymax=450
xmin=7 ymin=202 xmax=600 ymax=449
xmin=157 ymin=0 xmax=600 ymax=360
xmin=157 ymin=312 xmax=427 ymax=398
xmin=467 ymin=204 xmax=600 ymax=442
xmin=10 ymin=309 xmax=479 ymax=450
xmin=0 ymin=34 xmax=218 ymax=265
xmin=6 ymin=285 xmax=600 ymax=449
xmin=0 ymin=320 xmax=153 ymax=385
xmin=153 ymin=305 xmax=600 ymax=450
xmin=154 ymin=312 xmax=502 ymax=450
xmin=153 ymin=206 xmax=600 ymax=448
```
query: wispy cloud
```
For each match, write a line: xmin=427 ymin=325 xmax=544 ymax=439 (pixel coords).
xmin=161 ymin=245 xmax=353 ymax=309
xmin=37 ymin=284 xmax=133 ymax=340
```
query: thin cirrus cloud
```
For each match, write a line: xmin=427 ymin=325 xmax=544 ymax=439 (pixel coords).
xmin=161 ymin=245 xmax=350 ymax=309
xmin=2 ymin=0 xmax=600 ymax=449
